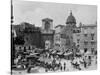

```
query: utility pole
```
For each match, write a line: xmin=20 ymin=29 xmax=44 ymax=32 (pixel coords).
xmin=11 ymin=0 xmax=14 ymax=74
xmin=11 ymin=0 xmax=13 ymax=24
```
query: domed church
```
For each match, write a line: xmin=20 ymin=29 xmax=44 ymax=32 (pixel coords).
xmin=66 ymin=11 xmax=76 ymax=28
xmin=61 ymin=11 xmax=77 ymax=49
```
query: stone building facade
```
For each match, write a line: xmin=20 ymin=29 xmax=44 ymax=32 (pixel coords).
xmin=41 ymin=18 xmax=55 ymax=49
xmin=12 ymin=22 xmax=41 ymax=48
xmin=81 ymin=24 xmax=96 ymax=53
xmin=73 ymin=22 xmax=97 ymax=54
xmin=54 ymin=25 xmax=65 ymax=50
xmin=54 ymin=11 xmax=78 ymax=50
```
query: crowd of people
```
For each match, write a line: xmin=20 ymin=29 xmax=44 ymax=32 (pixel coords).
xmin=12 ymin=45 xmax=97 ymax=73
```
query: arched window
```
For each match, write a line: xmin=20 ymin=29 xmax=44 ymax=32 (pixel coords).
xmin=45 ymin=21 xmax=50 ymax=30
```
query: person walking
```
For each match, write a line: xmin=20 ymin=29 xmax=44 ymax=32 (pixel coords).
xmin=60 ymin=65 xmax=63 ymax=71
xmin=64 ymin=62 xmax=66 ymax=71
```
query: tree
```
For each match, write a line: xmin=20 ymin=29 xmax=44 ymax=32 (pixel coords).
xmin=14 ymin=36 xmax=25 ymax=45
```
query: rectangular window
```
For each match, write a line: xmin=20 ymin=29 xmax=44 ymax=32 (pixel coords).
xmin=91 ymin=48 xmax=94 ymax=54
xmin=91 ymin=33 xmax=94 ymax=40
xmin=84 ymin=41 xmax=88 ymax=45
xmin=91 ymin=41 xmax=95 ymax=45
xmin=84 ymin=48 xmax=88 ymax=53
xmin=84 ymin=34 xmax=88 ymax=37
xmin=77 ymin=39 xmax=80 ymax=43
xmin=91 ymin=37 xmax=94 ymax=40
xmin=77 ymin=45 xmax=80 ymax=48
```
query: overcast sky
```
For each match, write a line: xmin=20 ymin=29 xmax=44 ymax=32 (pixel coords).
xmin=13 ymin=0 xmax=97 ymax=27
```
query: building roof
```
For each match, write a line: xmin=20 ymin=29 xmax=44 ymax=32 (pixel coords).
xmin=81 ymin=24 xmax=97 ymax=28
xmin=42 ymin=18 xmax=53 ymax=22
xmin=55 ymin=25 xmax=65 ymax=28
xmin=66 ymin=11 xmax=76 ymax=24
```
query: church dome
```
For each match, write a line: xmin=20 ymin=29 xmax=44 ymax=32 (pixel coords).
xmin=66 ymin=11 xmax=76 ymax=24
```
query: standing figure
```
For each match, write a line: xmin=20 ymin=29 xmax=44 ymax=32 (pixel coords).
xmin=64 ymin=62 xmax=66 ymax=71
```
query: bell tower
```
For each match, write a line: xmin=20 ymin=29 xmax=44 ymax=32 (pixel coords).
xmin=42 ymin=18 xmax=53 ymax=31
xmin=41 ymin=18 xmax=54 ymax=49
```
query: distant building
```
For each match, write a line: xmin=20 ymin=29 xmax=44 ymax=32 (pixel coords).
xmin=12 ymin=18 xmax=55 ymax=49
xmin=12 ymin=22 xmax=41 ymax=48
xmin=23 ymin=24 xmax=41 ymax=48
xmin=73 ymin=22 xmax=82 ymax=49
xmin=73 ymin=22 xmax=97 ymax=54
xmin=41 ymin=18 xmax=55 ymax=49
xmin=54 ymin=11 xmax=78 ymax=50
xmin=81 ymin=23 xmax=96 ymax=54
xmin=54 ymin=25 xmax=65 ymax=50
xmin=63 ymin=11 xmax=77 ymax=48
